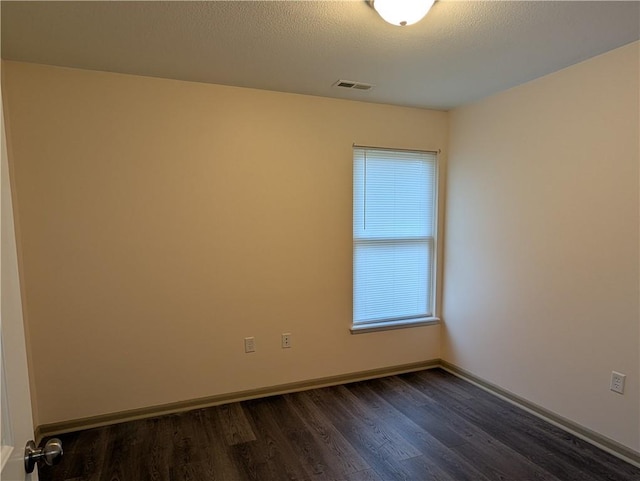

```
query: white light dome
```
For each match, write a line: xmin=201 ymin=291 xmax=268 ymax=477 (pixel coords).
xmin=372 ymin=0 xmax=436 ymax=27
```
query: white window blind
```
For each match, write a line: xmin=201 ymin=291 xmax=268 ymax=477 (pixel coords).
xmin=353 ymin=147 xmax=437 ymax=326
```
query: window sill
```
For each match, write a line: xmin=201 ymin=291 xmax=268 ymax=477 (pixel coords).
xmin=350 ymin=317 xmax=440 ymax=334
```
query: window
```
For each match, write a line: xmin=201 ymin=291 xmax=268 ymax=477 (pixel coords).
xmin=352 ymin=146 xmax=439 ymax=333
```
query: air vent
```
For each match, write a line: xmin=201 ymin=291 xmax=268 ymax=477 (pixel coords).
xmin=333 ymin=80 xmax=374 ymax=91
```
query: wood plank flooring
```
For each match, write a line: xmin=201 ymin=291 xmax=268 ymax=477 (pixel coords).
xmin=39 ymin=368 xmax=640 ymax=481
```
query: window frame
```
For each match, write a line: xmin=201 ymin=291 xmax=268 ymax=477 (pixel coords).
xmin=351 ymin=145 xmax=441 ymax=334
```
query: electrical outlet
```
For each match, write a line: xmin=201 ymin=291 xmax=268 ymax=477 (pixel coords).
xmin=281 ymin=333 xmax=292 ymax=349
xmin=244 ymin=337 xmax=255 ymax=353
xmin=610 ymin=371 xmax=626 ymax=394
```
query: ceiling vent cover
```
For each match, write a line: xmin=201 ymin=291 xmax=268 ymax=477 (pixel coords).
xmin=333 ymin=80 xmax=374 ymax=91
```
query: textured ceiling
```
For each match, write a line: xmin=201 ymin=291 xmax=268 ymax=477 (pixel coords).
xmin=2 ymin=1 xmax=639 ymax=110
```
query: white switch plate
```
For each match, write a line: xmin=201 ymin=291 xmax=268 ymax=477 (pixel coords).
xmin=282 ymin=333 xmax=292 ymax=349
xmin=244 ymin=337 xmax=255 ymax=353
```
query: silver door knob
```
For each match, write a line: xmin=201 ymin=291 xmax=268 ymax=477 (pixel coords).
xmin=24 ymin=438 xmax=63 ymax=473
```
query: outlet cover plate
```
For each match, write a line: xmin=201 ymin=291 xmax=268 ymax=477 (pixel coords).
xmin=610 ymin=371 xmax=626 ymax=394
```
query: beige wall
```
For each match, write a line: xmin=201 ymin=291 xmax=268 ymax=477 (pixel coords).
xmin=5 ymin=41 xmax=639 ymax=454
xmin=444 ymin=42 xmax=639 ymax=451
xmin=2 ymin=61 xmax=446 ymax=426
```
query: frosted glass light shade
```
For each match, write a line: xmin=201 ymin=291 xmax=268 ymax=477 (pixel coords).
xmin=372 ymin=0 xmax=435 ymax=27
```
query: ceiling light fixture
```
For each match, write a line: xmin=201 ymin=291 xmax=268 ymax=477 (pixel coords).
xmin=369 ymin=0 xmax=435 ymax=27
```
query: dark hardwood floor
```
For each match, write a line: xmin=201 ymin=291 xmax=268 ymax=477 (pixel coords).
xmin=39 ymin=368 xmax=640 ymax=481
